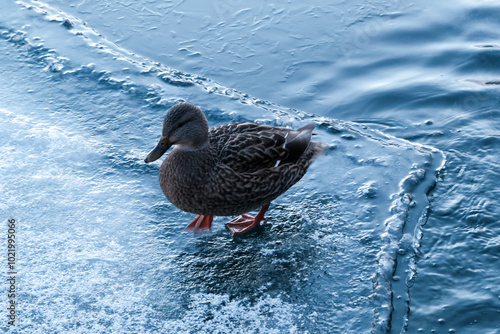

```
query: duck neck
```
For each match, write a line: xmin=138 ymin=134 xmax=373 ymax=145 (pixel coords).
xmin=175 ymin=140 xmax=209 ymax=151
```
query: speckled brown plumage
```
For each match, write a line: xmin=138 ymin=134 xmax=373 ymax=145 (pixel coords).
xmin=145 ymin=102 xmax=327 ymax=231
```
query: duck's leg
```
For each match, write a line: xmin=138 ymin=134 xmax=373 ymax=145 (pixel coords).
xmin=225 ymin=203 xmax=270 ymax=236
xmin=186 ymin=215 xmax=213 ymax=232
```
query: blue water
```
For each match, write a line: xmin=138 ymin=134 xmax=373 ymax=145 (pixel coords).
xmin=1 ymin=0 xmax=499 ymax=333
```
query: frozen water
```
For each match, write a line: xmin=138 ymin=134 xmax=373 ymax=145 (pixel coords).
xmin=4 ymin=0 xmax=496 ymax=333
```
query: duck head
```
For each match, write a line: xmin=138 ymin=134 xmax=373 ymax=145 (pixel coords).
xmin=144 ymin=102 xmax=209 ymax=163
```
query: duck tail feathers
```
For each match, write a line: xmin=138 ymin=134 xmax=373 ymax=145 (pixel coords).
xmin=310 ymin=141 xmax=328 ymax=161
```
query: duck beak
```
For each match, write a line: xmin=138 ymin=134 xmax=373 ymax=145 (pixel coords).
xmin=144 ymin=136 xmax=172 ymax=163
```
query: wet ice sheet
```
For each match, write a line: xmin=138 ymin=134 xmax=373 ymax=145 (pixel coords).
xmin=0 ymin=1 xmax=444 ymax=333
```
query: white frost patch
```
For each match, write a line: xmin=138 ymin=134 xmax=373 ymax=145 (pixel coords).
xmin=357 ymin=181 xmax=378 ymax=198
xmin=164 ymin=293 xmax=306 ymax=334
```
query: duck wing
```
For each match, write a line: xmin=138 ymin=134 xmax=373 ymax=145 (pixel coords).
xmin=208 ymin=122 xmax=315 ymax=173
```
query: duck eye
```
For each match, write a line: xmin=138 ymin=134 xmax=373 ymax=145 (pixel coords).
xmin=177 ymin=121 xmax=185 ymax=128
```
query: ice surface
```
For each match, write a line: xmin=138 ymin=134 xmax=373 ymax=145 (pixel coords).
xmin=0 ymin=1 xmax=444 ymax=333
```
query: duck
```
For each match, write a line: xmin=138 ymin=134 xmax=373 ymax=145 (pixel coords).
xmin=144 ymin=102 xmax=327 ymax=236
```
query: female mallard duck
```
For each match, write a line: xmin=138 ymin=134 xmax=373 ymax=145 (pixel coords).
xmin=144 ymin=102 xmax=327 ymax=236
